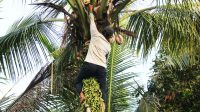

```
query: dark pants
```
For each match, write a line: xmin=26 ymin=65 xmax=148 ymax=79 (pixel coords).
xmin=75 ymin=62 xmax=107 ymax=102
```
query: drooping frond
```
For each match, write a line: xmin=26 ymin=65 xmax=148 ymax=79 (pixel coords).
xmin=0 ymin=14 xmax=58 ymax=81
xmin=4 ymin=62 xmax=52 ymax=111
xmin=5 ymin=61 xmax=80 ymax=112
xmin=31 ymin=0 xmax=69 ymax=19
xmin=6 ymin=91 xmax=78 ymax=112
xmin=136 ymin=95 xmax=160 ymax=112
xmin=31 ymin=2 xmax=70 ymax=16
xmin=0 ymin=94 xmax=15 ymax=111
xmin=127 ymin=2 xmax=200 ymax=57
xmin=155 ymin=45 xmax=200 ymax=70
xmin=155 ymin=0 xmax=199 ymax=8
xmin=111 ymin=0 xmax=132 ymax=21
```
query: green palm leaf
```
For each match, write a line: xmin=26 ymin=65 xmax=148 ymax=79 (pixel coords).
xmin=127 ymin=3 xmax=200 ymax=57
xmin=107 ymin=42 xmax=137 ymax=112
xmin=0 ymin=14 xmax=58 ymax=80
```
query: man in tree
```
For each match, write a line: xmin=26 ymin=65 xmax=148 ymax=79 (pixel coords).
xmin=75 ymin=3 xmax=123 ymax=111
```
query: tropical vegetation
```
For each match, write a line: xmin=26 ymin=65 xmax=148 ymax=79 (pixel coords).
xmin=0 ymin=0 xmax=200 ymax=112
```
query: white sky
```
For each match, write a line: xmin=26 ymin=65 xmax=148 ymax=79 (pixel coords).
xmin=0 ymin=0 xmax=157 ymax=108
xmin=0 ymin=0 xmax=34 ymax=36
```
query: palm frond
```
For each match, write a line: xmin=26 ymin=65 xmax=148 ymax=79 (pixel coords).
xmin=31 ymin=2 xmax=71 ymax=16
xmin=0 ymin=77 xmax=7 ymax=84
xmin=0 ymin=14 xmax=58 ymax=81
xmin=136 ymin=95 xmax=160 ymax=112
xmin=74 ymin=0 xmax=90 ymax=38
xmin=31 ymin=0 xmax=70 ymax=19
xmin=8 ymin=93 xmax=73 ymax=112
xmin=5 ymin=61 xmax=80 ymax=112
xmin=65 ymin=0 xmax=77 ymax=9
xmin=6 ymin=83 xmax=73 ymax=112
xmin=35 ymin=0 xmax=90 ymax=39
xmin=4 ymin=62 xmax=51 ymax=111
xmin=98 ymin=0 xmax=109 ymax=19
xmin=156 ymin=0 xmax=199 ymax=7
xmin=0 ymin=94 xmax=15 ymax=111
xmin=127 ymin=3 xmax=200 ymax=57
xmin=111 ymin=0 xmax=132 ymax=21
xmin=107 ymin=42 xmax=137 ymax=112
xmin=156 ymin=46 xmax=200 ymax=71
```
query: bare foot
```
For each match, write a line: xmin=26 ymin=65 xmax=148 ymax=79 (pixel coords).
xmin=80 ymin=91 xmax=85 ymax=103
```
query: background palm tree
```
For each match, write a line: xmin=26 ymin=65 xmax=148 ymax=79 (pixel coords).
xmin=142 ymin=48 xmax=200 ymax=111
xmin=0 ymin=0 xmax=200 ymax=111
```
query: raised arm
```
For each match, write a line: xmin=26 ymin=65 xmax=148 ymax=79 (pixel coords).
xmin=89 ymin=4 xmax=99 ymax=37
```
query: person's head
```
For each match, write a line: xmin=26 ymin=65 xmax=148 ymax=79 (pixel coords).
xmin=102 ymin=26 xmax=115 ymax=43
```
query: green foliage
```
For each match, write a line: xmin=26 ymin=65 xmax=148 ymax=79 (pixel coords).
xmin=3 ymin=0 xmax=200 ymax=112
xmin=0 ymin=14 xmax=58 ymax=80
xmin=107 ymin=43 xmax=137 ymax=112
xmin=133 ymin=80 xmax=160 ymax=112
xmin=80 ymin=78 xmax=103 ymax=112
xmin=127 ymin=2 xmax=200 ymax=57
xmin=147 ymin=52 xmax=200 ymax=112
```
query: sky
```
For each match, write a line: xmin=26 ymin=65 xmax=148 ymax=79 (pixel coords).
xmin=0 ymin=0 xmax=158 ymax=108
xmin=0 ymin=0 xmax=34 ymax=36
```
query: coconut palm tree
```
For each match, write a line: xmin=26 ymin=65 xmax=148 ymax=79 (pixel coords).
xmin=4 ymin=42 xmax=137 ymax=112
xmin=0 ymin=0 xmax=200 ymax=111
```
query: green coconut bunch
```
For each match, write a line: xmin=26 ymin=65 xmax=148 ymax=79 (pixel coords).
xmin=80 ymin=78 xmax=104 ymax=112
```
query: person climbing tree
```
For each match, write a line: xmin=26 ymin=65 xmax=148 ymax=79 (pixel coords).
xmin=75 ymin=2 xmax=123 ymax=112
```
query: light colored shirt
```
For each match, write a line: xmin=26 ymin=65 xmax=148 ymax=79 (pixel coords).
xmin=84 ymin=13 xmax=111 ymax=68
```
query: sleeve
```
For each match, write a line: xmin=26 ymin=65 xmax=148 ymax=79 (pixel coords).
xmin=89 ymin=13 xmax=99 ymax=38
